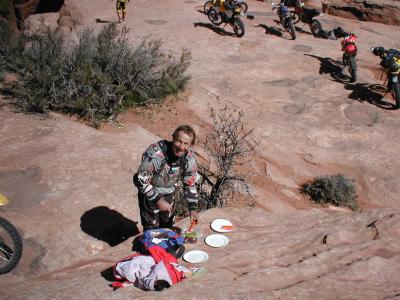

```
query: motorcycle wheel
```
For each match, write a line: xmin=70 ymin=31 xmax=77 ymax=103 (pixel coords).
xmin=290 ymin=11 xmax=300 ymax=24
xmin=392 ymin=81 xmax=400 ymax=109
xmin=240 ymin=2 xmax=248 ymax=14
xmin=207 ymin=8 xmax=223 ymax=26
xmin=233 ymin=17 xmax=245 ymax=37
xmin=286 ymin=18 xmax=296 ymax=40
xmin=348 ymin=56 xmax=357 ymax=82
xmin=310 ymin=19 xmax=322 ymax=37
xmin=203 ymin=0 xmax=213 ymax=13
xmin=0 ymin=217 xmax=23 ymax=275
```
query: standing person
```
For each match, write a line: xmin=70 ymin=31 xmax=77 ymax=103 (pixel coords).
xmin=134 ymin=125 xmax=199 ymax=231
xmin=112 ymin=0 xmax=130 ymax=23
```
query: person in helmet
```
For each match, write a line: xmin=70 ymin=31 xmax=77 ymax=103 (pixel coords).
xmin=133 ymin=125 xmax=199 ymax=231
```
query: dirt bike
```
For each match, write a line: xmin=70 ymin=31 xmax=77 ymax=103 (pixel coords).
xmin=0 ymin=193 xmax=23 ymax=275
xmin=204 ymin=0 xmax=248 ymax=14
xmin=371 ymin=46 xmax=400 ymax=108
xmin=293 ymin=5 xmax=323 ymax=37
xmin=207 ymin=2 xmax=245 ymax=37
xmin=281 ymin=0 xmax=304 ymax=24
xmin=340 ymin=32 xmax=358 ymax=82
xmin=272 ymin=2 xmax=296 ymax=40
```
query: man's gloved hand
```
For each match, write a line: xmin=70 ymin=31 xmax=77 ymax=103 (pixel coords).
xmin=189 ymin=210 xmax=199 ymax=223
xmin=157 ymin=198 xmax=172 ymax=212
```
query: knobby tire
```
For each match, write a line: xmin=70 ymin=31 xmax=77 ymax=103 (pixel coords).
xmin=0 ymin=217 xmax=23 ymax=275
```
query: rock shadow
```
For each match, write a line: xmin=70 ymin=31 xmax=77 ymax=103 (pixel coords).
xmin=255 ymin=24 xmax=282 ymax=37
xmin=343 ymin=83 xmax=397 ymax=110
xmin=80 ymin=206 xmax=140 ymax=247
xmin=193 ymin=22 xmax=235 ymax=37
xmin=95 ymin=18 xmax=111 ymax=23
xmin=100 ymin=266 xmax=115 ymax=282
xmin=295 ymin=25 xmax=312 ymax=35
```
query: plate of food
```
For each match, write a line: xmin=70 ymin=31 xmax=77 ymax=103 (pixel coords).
xmin=204 ymin=234 xmax=229 ymax=248
xmin=182 ymin=250 xmax=209 ymax=263
xmin=210 ymin=219 xmax=234 ymax=233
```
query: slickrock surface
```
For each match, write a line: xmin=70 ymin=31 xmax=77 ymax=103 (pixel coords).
xmin=0 ymin=0 xmax=399 ymax=299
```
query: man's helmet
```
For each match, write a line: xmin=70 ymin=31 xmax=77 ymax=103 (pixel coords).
xmin=333 ymin=27 xmax=345 ymax=39
xmin=371 ymin=46 xmax=385 ymax=58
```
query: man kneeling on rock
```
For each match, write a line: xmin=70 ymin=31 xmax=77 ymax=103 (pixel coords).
xmin=133 ymin=125 xmax=199 ymax=231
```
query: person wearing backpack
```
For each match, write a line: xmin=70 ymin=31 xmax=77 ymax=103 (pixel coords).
xmin=133 ymin=125 xmax=199 ymax=231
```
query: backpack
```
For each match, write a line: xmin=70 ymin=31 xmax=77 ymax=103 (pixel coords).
xmin=134 ymin=228 xmax=185 ymax=259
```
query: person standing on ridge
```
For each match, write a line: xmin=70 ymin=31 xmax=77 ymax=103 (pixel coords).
xmin=112 ymin=0 xmax=130 ymax=23
xmin=133 ymin=125 xmax=199 ymax=231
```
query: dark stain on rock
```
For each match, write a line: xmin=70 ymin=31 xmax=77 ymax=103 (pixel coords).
xmin=225 ymin=55 xmax=252 ymax=64
xmin=284 ymin=103 xmax=305 ymax=114
xmin=0 ymin=167 xmax=51 ymax=210
xmin=343 ymin=104 xmax=379 ymax=127
xmin=301 ymin=76 xmax=319 ymax=85
xmin=14 ymin=238 xmax=47 ymax=276
xmin=263 ymin=78 xmax=298 ymax=87
xmin=145 ymin=19 xmax=168 ymax=25
xmin=292 ymin=44 xmax=313 ymax=53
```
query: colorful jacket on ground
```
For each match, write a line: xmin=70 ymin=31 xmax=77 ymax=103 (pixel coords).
xmin=113 ymin=246 xmax=187 ymax=291
xmin=134 ymin=140 xmax=199 ymax=211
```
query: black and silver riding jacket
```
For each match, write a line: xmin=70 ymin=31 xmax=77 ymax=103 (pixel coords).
xmin=134 ymin=140 xmax=198 ymax=211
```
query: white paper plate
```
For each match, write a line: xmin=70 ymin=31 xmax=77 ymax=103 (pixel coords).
xmin=210 ymin=219 xmax=233 ymax=233
xmin=182 ymin=250 xmax=209 ymax=263
xmin=205 ymin=234 xmax=229 ymax=248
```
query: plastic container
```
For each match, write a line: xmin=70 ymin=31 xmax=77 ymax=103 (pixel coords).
xmin=183 ymin=230 xmax=201 ymax=244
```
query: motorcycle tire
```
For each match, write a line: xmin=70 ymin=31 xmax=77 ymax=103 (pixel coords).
xmin=392 ymin=81 xmax=400 ymax=109
xmin=0 ymin=217 xmax=23 ymax=275
xmin=233 ymin=17 xmax=245 ymax=38
xmin=286 ymin=18 xmax=296 ymax=40
xmin=203 ymin=0 xmax=213 ymax=13
xmin=207 ymin=8 xmax=223 ymax=26
xmin=310 ymin=19 xmax=322 ymax=37
xmin=290 ymin=11 xmax=300 ymax=24
xmin=348 ymin=56 xmax=357 ymax=83
xmin=240 ymin=2 xmax=248 ymax=14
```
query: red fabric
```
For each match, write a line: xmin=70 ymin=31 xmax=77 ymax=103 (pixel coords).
xmin=342 ymin=35 xmax=357 ymax=54
xmin=148 ymin=246 xmax=183 ymax=284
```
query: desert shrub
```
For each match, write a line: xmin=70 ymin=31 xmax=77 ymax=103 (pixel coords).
xmin=200 ymin=104 xmax=257 ymax=208
xmin=175 ymin=104 xmax=257 ymax=219
xmin=301 ymin=174 xmax=358 ymax=210
xmin=0 ymin=22 xmax=191 ymax=127
xmin=0 ymin=0 xmax=12 ymax=18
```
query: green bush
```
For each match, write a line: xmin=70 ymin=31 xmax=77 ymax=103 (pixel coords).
xmin=301 ymin=174 xmax=358 ymax=210
xmin=0 ymin=22 xmax=191 ymax=127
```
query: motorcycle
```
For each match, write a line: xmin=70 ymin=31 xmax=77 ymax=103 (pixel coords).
xmin=272 ymin=2 xmax=296 ymax=40
xmin=293 ymin=6 xmax=323 ymax=37
xmin=0 ymin=193 xmax=23 ymax=274
xmin=281 ymin=0 xmax=304 ymax=24
xmin=371 ymin=46 xmax=400 ymax=108
xmin=334 ymin=29 xmax=358 ymax=82
xmin=204 ymin=0 xmax=248 ymax=14
xmin=207 ymin=2 xmax=245 ymax=37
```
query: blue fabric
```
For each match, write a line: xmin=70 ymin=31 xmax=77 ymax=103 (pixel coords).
xmin=140 ymin=229 xmax=184 ymax=250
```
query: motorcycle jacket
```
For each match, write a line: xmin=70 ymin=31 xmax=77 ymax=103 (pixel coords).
xmin=382 ymin=50 xmax=400 ymax=76
xmin=134 ymin=140 xmax=199 ymax=211
xmin=341 ymin=34 xmax=357 ymax=54
xmin=220 ymin=0 xmax=235 ymax=11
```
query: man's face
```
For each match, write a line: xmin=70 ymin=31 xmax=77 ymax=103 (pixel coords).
xmin=172 ymin=131 xmax=193 ymax=157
